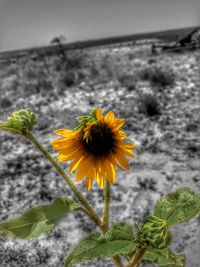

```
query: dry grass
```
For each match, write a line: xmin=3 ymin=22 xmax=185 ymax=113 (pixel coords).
xmin=138 ymin=65 xmax=175 ymax=88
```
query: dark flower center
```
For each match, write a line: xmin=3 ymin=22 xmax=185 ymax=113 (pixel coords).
xmin=82 ymin=124 xmax=116 ymax=157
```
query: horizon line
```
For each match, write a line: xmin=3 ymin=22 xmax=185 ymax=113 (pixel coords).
xmin=0 ymin=25 xmax=199 ymax=56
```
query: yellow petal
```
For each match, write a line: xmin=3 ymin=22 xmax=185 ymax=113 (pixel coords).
xmin=69 ymin=155 xmax=84 ymax=173
xmin=51 ymin=139 xmax=74 ymax=150
xmin=115 ymin=152 xmax=129 ymax=170
xmin=84 ymin=122 xmax=96 ymax=142
xmin=97 ymin=175 xmax=105 ymax=189
xmin=104 ymin=111 xmax=115 ymax=123
xmin=109 ymin=154 xmax=125 ymax=170
xmin=124 ymin=149 xmax=135 ymax=157
xmin=57 ymin=149 xmax=83 ymax=162
xmin=56 ymin=143 xmax=80 ymax=154
xmin=57 ymin=153 xmax=74 ymax=162
xmin=85 ymin=166 xmax=95 ymax=190
xmin=119 ymin=130 xmax=127 ymax=139
xmin=75 ymin=156 xmax=92 ymax=182
xmin=105 ymin=159 xmax=116 ymax=184
xmin=95 ymin=161 xmax=105 ymax=189
xmin=112 ymin=118 xmax=125 ymax=130
xmin=54 ymin=129 xmax=74 ymax=137
xmin=121 ymin=141 xmax=136 ymax=149
xmin=96 ymin=107 xmax=103 ymax=121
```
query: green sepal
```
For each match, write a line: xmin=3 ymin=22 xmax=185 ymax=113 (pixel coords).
xmin=73 ymin=108 xmax=98 ymax=131
xmin=136 ymin=216 xmax=168 ymax=249
xmin=143 ymin=247 xmax=185 ymax=266
xmin=90 ymin=108 xmax=97 ymax=117
xmin=0 ymin=197 xmax=80 ymax=239
xmin=0 ymin=109 xmax=36 ymax=135
xmin=154 ymin=187 xmax=200 ymax=226
xmin=64 ymin=222 xmax=137 ymax=267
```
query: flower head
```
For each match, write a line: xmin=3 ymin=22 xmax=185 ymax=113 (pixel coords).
xmin=51 ymin=107 xmax=135 ymax=190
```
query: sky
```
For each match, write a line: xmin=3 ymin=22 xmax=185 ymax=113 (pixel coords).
xmin=0 ymin=0 xmax=199 ymax=52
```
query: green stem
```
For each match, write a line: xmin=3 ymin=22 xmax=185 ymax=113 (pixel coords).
xmin=112 ymin=255 xmax=124 ymax=267
xmin=25 ymin=131 xmax=101 ymax=227
xmin=125 ymin=247 xmax=146 ymax=267
xmin=102 ymin=180 xmax=110 ymax=232
xmin=26 ymin=131 xmax=124 ymax=267
xmin=102 ymin=181 xmax=124 ymax=267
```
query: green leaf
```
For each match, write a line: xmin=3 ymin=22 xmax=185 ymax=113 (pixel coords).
xmin=64 ymin=222 xmax=136 ymax=267
xmin=154 ymin=187 xmax=200 ymax=226
xmin=0 ymin=198 xmax=80 ymax=239
xmin=143 ymin=247 xmax=185 ymax=266
xmin=104 ymin=222 xmax=135 ymax=241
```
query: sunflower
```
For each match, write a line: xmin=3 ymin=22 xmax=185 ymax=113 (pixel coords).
xmin=51 ymin=107 xmax=135 ymax=190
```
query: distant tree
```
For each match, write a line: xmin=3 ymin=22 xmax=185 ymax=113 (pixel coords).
xmin=50 ymin=35 xmax=66 ymax=46
xmin=50 ymin=35 xmax=67 ymax=61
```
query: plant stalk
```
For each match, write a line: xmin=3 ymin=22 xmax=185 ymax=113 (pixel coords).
xmin=112 ymin=255 xmax=124 ymax=267
xmin=26 ymin=131 xmax=124 ymax=267
xmin=125 ymin=247 xmax=146 ymax=267
xmin=102 ymin=181 xmax=124 ymax=267
xmin=25 ymin=131 xmax=101 ymax=227
xmin=102 ymin=180 xmax=110 ymax=232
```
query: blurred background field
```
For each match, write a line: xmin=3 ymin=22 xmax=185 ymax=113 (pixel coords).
xmin=0 ymin=32 xmax=200 ymax=266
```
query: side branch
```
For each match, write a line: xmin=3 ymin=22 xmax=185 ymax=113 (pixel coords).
xmin=125 ymin=247 xmax=146 ymax=267
xmin=26 ymin=131 xmax=101 ymax=227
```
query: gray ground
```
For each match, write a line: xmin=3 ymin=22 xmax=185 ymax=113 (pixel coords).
xmin=0 ymin=42 xmax=200 ymax=266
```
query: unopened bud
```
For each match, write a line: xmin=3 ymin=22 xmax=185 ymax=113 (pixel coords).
xmin=0 ymin=109 xmax=36 ymax=135
xmin=137 ymin=216 xmax=168 ymax=249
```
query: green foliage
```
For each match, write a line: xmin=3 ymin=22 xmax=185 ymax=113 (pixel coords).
xmin=154 ymin=187 xmax=200 ymax=226
xmin=143 ymin=247 xmax=185 ymax=267
xmin=0 ymin=197 xmax=80 ymax=239
xmin=135 ymin=187 xmax=200 ymax=266
xmin=64 ymin=222 xmax=136 ymax=267
xmin=137 ymin=216 xmax=168 ymax=249
xmin=0 ymin=109 xmax=36 ymax=135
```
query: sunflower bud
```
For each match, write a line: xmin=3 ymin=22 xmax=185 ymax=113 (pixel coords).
xmin=0 ymin=109 xmax=36 ymax=135
xmin=136 ymin=216 xmax=168 ymax=249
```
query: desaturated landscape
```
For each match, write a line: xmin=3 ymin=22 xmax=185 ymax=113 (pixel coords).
xmin=0 ymin=28 xmax=200 ymax=266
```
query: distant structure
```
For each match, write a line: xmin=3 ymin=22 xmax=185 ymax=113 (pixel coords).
xmin=151 ymin=27 xmax=200 ymax=54
xmin=173 ymin=27 xmax=200 ymax=47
